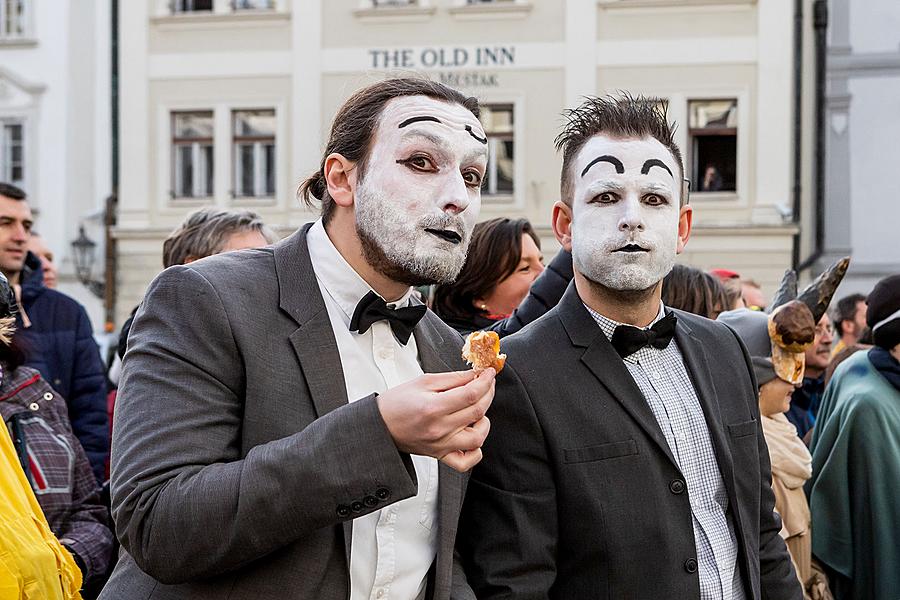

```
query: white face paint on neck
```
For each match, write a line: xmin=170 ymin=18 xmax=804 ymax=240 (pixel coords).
xmin=354 ymin=95 xmax=489 ymax=286
xmin=569 ymin=134 xmax=682 ymax=292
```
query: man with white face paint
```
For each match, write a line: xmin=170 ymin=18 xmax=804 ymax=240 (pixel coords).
xmin=459 ymin=95 xmax=801 ymax=600
xmin=102 ymin=79 xmax=492 ymax=600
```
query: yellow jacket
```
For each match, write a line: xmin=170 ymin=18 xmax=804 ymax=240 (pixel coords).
xmin=0 ymin=420 xmax=82 ymax=599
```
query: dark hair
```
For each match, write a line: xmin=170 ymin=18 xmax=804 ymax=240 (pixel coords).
xmin=0 ymin=182 xmax=26 ymax=201
xmin=297 ymin=78 xmax=479 ymax=224
xmin=832 ymin=293 xmax=866 ymax=336
xmin=555 ymin=93 xmax=684 ymax=206
xmin=432 ymin=218 xmax=540 ymax=322
xmin=162 ymin=207 xmax=273 ymax=268
xmin=662 ymin=264 xmax=728 ymax=319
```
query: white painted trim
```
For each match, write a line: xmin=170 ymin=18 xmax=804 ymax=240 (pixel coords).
xmin=566 ymin=0 xmax=597 ymax=108
xmin=475 ymin=92 xmax=526 ymax=210
xmin=148 ymin=51 xmax=293 ymax=80
xmin=293 ymin=0 xmax=322 ymax=207
xmin=596 ymin=37 xmax=757 ymax=67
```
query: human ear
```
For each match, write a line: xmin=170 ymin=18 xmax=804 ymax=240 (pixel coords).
xmin=676 ymin=204 xmax=693 ymax=254
xmin=552 ymin=201 xmax=574 ymax=252
xmin=323 ymin=153 xmax=357 ymax=208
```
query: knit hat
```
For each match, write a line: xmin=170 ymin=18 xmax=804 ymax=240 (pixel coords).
xmin=717 ymin=308 xmax=778 ymax=387
xmin=866 ymin=273 xmax=900 ymax=350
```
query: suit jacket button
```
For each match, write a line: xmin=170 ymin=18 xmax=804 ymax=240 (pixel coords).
xmin=684 ymin=558 xmax=698 ymax=574
xmin=336 ymin=505 xmax=351 ymax=518
xmin=375 ymin=487 xmax=390 ymax=500
xmin=351 ymin=501 xmax=364 ymax=513
xmin=669 ymin=479 xmax=685 ymax=494
xmin=364 ymin=495 xmax=378 ymax=508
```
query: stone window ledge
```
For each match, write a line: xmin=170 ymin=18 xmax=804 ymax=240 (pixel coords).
xmin=448 ymin=2 xmax=532 ymax=20
xmin=353 ymin=5 xmax=437 ymax=24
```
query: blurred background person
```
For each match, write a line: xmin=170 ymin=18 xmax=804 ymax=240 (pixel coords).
xmin=432 ymin=217 xmax=572 ymax=336
xmin=742 ymin=278 xmax=767 ymax=311
xmin=787 ymin=312 xmax=834 ymax=441
xmin=661 ymin=263 xmax=728 ymax=319
xmin=27 ymin=231 xmax=58 ymax=289
xmin=710 ymin=267 xmax=746 ymax=311
xmin=0 ymin=183 xmax=108 ymax=484
xmin=0 ymin=271 xmax=113 ymax=599
xmin=808 ymin=273 xmax=900 ymax=600
xmin=830 ymin=293 xmax=867 ymax=358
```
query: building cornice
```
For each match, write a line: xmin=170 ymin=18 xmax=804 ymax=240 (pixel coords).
xmin=829 ymin=49 xmax=900 ymax=79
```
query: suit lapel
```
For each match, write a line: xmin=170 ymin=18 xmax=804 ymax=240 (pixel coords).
xmin=275 ymin=224 xmax=355 ymax=564
xmin=558 ymin=284 xmax=679 ymax=470
xmin=674 ymin=317 xmax=742 ymax=522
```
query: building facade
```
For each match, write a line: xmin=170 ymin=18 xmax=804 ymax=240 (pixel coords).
xmin=117 ymin=0 xmax=816 ymax=325
xmin=0 ymin=0 xmax=112 ymax=326
xmin=822 ymin=0 xmax=900 ymax=295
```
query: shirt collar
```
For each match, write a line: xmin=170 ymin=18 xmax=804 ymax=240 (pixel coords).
xmin=583 ymin=301 xmax=667 ymax=343
xmin=307 ymin=219 xmax=414 ymax=325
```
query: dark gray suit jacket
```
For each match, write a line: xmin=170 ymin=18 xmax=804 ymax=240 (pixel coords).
xmin=458 ymin=284 xmax=802 ymax=600
xmin=101 ymin=225 xmax=475 ymax=600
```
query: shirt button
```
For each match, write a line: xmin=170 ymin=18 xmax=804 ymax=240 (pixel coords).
xmin=43 ymin=392 xmax=53 ymax=401
xmin=684 ymin=558 xmax=698 ymax=574
xmin=651 ymin=371 xmax=661 ymax=380
xmin=669 ymin=479 xmax=685 ymax=495
xmin=377 ymin=348 xmax=391 ymax=360
xmin=376 ymin=589 xmax=386 ymax=599
xmin=29 ymin=402 xmax=40 ymax=411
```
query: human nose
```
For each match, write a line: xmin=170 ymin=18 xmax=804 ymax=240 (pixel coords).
xmin=439 ymin=172 xmax=471 ymax=216
xmin=11 ymin=224 xmax=27 ymax=242
xmin=617 ymin=195 xmax=644 ymax=232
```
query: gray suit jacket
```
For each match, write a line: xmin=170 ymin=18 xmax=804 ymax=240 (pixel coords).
xmin=101 ymin=225 xmax=475 ymax=600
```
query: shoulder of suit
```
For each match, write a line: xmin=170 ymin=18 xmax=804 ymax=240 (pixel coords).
xmin=174 ymin=247 xmax=276 ymax=286
xmin=500 ymin=308 xmax=564 ymax=354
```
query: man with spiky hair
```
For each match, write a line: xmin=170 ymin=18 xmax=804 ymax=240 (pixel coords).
xmin=458 ymin=95 xmax=801 ymax=600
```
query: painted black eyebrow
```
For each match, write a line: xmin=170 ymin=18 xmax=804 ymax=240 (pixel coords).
xmin=465 ymin=125 xmax=487 ymax=144
xmin=641 ymin=159 xmax=673 ymax=177
xmin=398 ymin=116 xmax=442 ymax=128
xmin=581 ymin=155 xmax=624 ymax=177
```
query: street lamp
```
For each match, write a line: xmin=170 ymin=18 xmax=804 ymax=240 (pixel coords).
xmin=71 ymin=225 xmax=104 ymax=298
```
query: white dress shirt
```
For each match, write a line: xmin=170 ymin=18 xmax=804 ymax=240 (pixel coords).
xmin=585 ymin=303 xmax=744 ymax=600
xmin=307 ymin=219 xmax=439 ymax=600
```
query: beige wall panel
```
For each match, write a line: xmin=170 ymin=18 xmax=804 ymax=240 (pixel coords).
xmin=322 ymin=2 xmax=564 ymax=48
xmin=596 ymin=5 xmax=757 ymax=41
xmin=149 ymin=20 xmax=292 ymax=53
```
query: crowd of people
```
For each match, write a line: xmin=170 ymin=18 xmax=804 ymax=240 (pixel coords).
xmin=0 ymin=78 xmax=896 ymax=600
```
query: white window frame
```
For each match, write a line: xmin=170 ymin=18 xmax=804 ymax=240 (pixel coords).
xmin=0 ymin=118 xmax=25 ymax=187
xmin=0 ymin=0 xmax=30 ymax=40
xmin=171 ymin=111 xmax=215 ymax=200
xmin=475 ymin=95 xmax=525 ymax=208
xmin=232 ymin=109 xmax=276 ymax=199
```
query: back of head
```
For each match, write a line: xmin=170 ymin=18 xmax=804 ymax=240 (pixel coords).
xmin=662 ymin=263 xmax=727 ymax=319
xmin=298 ymin=77 xmax=480 ymax=225
xmin=162 ymin=207 xmax=272 ymax=268
xmin=555 ymin=93 xmax=684 ymax=206
xmin=432 ymin=217 xmax=538 ymax=323
xmin=866 ymin=274 xmax=900 ymax=350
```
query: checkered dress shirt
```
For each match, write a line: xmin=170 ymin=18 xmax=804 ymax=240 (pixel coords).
xmin=585 ymin=303 xmax=744 ymax=600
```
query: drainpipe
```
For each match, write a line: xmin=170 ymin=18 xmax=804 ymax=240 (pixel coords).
xmin=104 ymin=0 xmax=119 ymax=329
xmin=790 ymin=0 xmax=804 ymax=270
xmin=796 ymin=0 xmax=828 ymax=273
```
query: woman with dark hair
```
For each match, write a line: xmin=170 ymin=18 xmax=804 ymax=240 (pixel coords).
xmin=433 ymin=217 xmax=572 ymax=335
xmin=0 ymin=273 xmax=114 ymax=597
xmin=661 ymin=263 xmax=729 ymax=319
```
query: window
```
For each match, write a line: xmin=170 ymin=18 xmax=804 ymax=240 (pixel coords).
xmin=689 ymin=99 xmax=737 ymax=193
xmin=171 ymin=0 xmax=213 ymax=13
xmin=0 ymin=0 xmax=26 ymax=38
xmin=480 ymin=104 xmax=514 ymax=197
xmin=1 ymin=120 xmax=24 ymax=188
xmin=171 ymin=112 xmax=214 ymax=198
xmin=232 ymin=0 xmax=275 ymax=9
xmin=233 ymin=110 xmax=275 ymax=198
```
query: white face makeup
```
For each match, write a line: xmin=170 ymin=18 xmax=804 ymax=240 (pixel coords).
xmin=569 ymin=135 xmax=682 ymax=292
xmin=354 ymin=95 xmax=489 ymax=286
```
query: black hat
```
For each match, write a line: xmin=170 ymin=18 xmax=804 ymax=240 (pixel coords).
xmin=866 ymin=274 xmax=900 ymax=350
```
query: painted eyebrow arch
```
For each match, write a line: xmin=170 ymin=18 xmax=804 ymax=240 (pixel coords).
xmin=581 ymin=155 xmax=624 ymax=177
xmin=465 ymin=125 xmax=488 ymax=144
xmin=398 ymin=116 xmax=442 ymax=128
xmin=641 ymin=159 xmax=673 ymax=177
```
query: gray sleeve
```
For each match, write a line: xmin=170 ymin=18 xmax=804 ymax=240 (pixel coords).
xmin=110 ymin=266 xmax=418 ymax=584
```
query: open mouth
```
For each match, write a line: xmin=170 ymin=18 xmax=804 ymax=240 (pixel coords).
xmin=425 ymin=228 xmax=462 ymax=245
xmin=614 ymin=243 xmax=649 ymax=253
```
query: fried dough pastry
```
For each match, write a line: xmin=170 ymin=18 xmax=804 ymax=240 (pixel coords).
xmin=462 ymin=330 xmax=506 ymax=373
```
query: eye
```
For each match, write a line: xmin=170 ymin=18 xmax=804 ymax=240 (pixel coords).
xmin=591 ymin=192 xmax=616 ymax=204
xmin=643 ymin=193 xmax=668 ymax=206
xmin=397 ymin=154 xmax=437 ymax=173
xmin=462 ymin=169 xmax=483 ymax=188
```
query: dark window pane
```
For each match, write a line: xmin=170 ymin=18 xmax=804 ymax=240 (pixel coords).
xmin=234 ymin=110 xmax=275 ymax=137
xmin=692 ymin=135 xmax=737 ymax=192
xmin=174 ymin=0 xmax=213 ymax=12
xmin=234 ymin=0 xmax=274 ymax=9
xmin=178 ymin=145 xmax=193 ymax=196
xmin=174 ymin=112 xmax=214 ymax=138
xmin=202 ymin=144 xmax=214 ymax=196
xmin=239 ymin=144 xmax=254 ymax=195
xmin=495 ymin=140 xmax=514 ymax=194
xmin=264 ymin=144 xmax=275 ymax=195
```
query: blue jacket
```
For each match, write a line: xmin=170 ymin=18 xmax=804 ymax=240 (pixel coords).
xmin=16 ymin=252 xmax=109 ymax=482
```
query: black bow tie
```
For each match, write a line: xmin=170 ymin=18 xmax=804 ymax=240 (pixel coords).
xmin=610 ymin=312 xmax=677 ymax=358
xmin=349 ymin=290 xmax=427 ymax=346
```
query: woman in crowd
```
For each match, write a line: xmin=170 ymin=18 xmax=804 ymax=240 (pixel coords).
xmin=661 ymin=263 xmax=728 ymax=319
xmin=0 ymin=273 xmax=114 ymax=597
xmin=718 ymin=259 xmax=848 ymax=600
xmin=432 ymin=217 xmax=572 ymax=336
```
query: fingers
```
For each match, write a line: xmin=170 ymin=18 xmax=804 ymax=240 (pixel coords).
xmin=432 ymin=368 xmax=496 ymax=415
xmin=440 ymin=448 xmax=483 ymax=473
xmin=421 ymin=369 xmax=479 ymax=392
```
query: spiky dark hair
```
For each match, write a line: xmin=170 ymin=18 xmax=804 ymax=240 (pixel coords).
xmin=555 ymin=93 xmax=684 ymax=205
